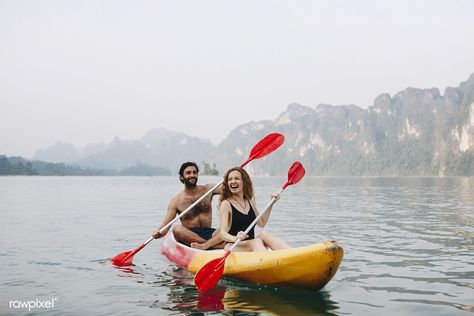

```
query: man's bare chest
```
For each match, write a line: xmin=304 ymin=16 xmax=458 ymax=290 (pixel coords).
xmin=177 ymin=195 xmax=212 ymax=216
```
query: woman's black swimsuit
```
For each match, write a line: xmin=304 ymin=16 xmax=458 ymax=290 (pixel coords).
xmin=228 ymin=201 xmax=256 ymax=240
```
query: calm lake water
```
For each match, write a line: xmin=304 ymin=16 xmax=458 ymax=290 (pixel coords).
xmin=0 ymin=176 xmax=473 ymax=315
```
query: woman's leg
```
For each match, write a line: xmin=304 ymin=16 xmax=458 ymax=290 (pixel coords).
xmin=225 ymin=238 xmax=267 ymax=252
xmin=257 ymin=231 xmax=291 ymax=250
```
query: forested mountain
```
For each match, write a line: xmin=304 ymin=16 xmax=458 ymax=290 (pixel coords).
xmin=219 ymin=74 xmax=473 ymax=176
xmin=23 ymin=73 xmax=474 ymax=176
xmin=216 ymin=74 xmax=474 ymax=176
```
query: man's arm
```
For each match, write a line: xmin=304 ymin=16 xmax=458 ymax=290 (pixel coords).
xmin=209 ymin=182 xmax=224 ymax=196
xmin=152 ymin=199 xmax=178 ymax=239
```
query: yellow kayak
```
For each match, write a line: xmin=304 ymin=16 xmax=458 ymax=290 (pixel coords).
xmin=161 ymin=232 xmax=343 ymax=290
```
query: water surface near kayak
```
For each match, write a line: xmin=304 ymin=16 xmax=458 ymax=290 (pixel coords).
xmin=1 ymin=176 xmax=473 ymax=315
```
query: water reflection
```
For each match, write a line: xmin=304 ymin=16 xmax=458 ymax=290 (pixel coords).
xmin=111 ymin=262 xmax=145 ymax=283
xmin=150 ymin=268 xmax=340 ymax=315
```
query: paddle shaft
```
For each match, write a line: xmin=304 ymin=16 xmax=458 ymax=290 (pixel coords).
xmin=228 ymin=187 xmax=284 ymax=252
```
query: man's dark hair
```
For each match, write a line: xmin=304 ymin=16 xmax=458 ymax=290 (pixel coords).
xmin=179 ymin=162 xmax=199 ymax=177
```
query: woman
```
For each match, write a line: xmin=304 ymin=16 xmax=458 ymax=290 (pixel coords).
xmin=219 ymin=167 xmax=290 ymax=252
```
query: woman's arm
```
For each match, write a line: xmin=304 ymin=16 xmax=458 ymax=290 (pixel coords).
xmin=252 ymin=193 xmax=280 ymax=228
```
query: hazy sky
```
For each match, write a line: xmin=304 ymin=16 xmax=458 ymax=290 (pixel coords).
xmin=1 ymin=0 xmax=474 ymax=157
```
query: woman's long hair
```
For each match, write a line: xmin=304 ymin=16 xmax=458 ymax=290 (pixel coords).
xmin=221 ymin=167 xmax=254 ymax=202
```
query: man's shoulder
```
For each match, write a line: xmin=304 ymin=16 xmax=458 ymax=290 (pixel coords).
xmin=199 ymin=183 xmax=213 ymax=188
xmin=204 ymin=183 xmax=221 ymax=191
xmin=195 ymin=183 xmax=213 ymax=192
xmin=169 ymin=192 xmax=185 ymax=206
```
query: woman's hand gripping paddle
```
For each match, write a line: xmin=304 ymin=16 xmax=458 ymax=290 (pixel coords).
xmin=194 ymin=162 xmax=306 ymax=292
xmin=111 ymin=133 xmax=285 ymax=266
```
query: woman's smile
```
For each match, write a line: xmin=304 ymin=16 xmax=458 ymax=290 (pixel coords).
xmin=228 ymin=171 xmax=243 ymax=193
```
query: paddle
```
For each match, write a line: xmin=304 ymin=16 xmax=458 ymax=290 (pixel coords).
xmin=111 ymin=133 xmax=285 ymax=266
xmin=194 ymin=161 xmax=306 ymax=292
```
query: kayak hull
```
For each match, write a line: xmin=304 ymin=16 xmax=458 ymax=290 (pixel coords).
xmin=161 ymin=232 xmax=343 ymax=290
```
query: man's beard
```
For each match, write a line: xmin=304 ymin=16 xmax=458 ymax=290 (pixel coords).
xmin=184 ymin=177 xmax=197 ymax=188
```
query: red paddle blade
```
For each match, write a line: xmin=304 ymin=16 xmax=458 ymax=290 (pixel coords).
xmin=111 ymin=243 xmax=146 ymax=266
xmin=195 ymin=253 xmax=229 ymax=292
xmin=283 ymin=162 xmax=305 ymax=189
xmin=241 ymin=133 xmax=284 ymax=167
xmin=111 ymin=251 xmax=134 ymax=266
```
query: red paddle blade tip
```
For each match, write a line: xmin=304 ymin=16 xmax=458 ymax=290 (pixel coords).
xmin=111 ymin=243 xmax=147 ymax=266
xmin=283 ymin=162 xmax=305 ymax=189
xmin=195 ymin=256 xmax=227 ymax=292
xmin=243 ymin=133 xmax=284 ymax=166
xmin=111 ymin=251 xmax=134 ymax=266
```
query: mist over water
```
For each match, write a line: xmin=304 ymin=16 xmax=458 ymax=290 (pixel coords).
xmin=1 ymin=176 xmax=473 ymax=315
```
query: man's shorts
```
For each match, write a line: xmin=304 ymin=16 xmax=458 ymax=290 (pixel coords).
xmin=189 ymin=227 xmax=216 ymax=240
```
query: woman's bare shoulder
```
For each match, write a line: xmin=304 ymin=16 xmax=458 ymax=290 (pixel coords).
xmin=220 ymin=199 xmax=231 ymax=209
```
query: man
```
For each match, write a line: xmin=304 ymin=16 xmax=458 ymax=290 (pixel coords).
xmin=152 ymin=162 xmax=224 ymax=250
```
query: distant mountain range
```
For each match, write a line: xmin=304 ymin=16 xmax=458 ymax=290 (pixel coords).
xmin=25 ymin=73 xmax=474 ymax=176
